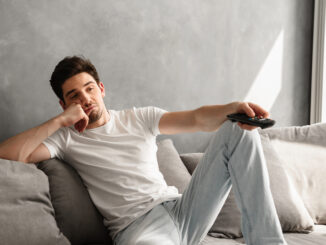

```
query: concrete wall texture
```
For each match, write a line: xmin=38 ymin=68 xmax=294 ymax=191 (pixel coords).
xmin=0 ymin=0 xmax=314 ymax=153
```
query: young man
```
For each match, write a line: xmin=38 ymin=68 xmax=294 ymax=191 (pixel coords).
xmin=0 ymin=56 xmax=287 ymax=245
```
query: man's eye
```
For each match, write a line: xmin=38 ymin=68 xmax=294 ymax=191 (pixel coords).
xmin=70 ymin=94 xmax=78 ymax=99
xmin=88 ymin=87 xmax=93 ymax=91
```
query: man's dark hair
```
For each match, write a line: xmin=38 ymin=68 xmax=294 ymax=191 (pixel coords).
xmin=50 ymin=56 xmax=100 ymax=102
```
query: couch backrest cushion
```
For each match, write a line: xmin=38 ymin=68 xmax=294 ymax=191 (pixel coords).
xmin=38 ymin=159 xmax=112 ymax=245
xmin=259 ymin=122 xmax=326 ymax=224
xmin=0 ymin=159 xmax=70 ymax=245
xmin=157 ymin=139 xmax=191 ymax=193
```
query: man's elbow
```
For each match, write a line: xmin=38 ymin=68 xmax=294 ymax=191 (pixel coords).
xmin=0 ymin=151 xmax=30 ymax=164
xmin=19 ymin=154 xmax=35 ymax=164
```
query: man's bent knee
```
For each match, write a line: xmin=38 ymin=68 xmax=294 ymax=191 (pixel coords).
xmin=210 ymin=120 xmax=261 ymax=155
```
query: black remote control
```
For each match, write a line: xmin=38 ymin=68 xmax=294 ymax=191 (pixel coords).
xmin=227 ymin=113 xmax=275 ymax=129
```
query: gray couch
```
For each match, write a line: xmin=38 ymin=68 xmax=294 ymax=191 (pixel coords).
xmin=1 ymin=122 xmax=326 ymax=245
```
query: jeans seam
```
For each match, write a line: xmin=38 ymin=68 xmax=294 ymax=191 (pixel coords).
xmin=226 ymin=124 xmax=253 ymax=244
xmin=228 ymin=162 xmax=253 ymax=245
xmin=162 ymin=202 xmax=183 ymax=245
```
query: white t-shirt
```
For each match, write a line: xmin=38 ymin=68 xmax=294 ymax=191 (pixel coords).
xmin=43 ymin=106 xmax=181 ymax=239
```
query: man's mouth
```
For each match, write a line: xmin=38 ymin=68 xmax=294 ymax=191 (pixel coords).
xmin=84 ymin=106 xmax=96 ymax=115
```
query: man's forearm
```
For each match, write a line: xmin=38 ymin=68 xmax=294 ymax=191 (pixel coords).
xmin=0 ymin=115 xmax=63 ymax=162
xmin=194 ymin=102 xmax=239 ymax=132
xmin=194 ymin=101 xmax=270 ymax=132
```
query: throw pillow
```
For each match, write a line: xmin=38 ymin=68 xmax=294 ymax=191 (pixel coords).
xmin=157 ymin=139 xmax=191 ymax=193
xmin=0 ymin=159 xmax=70 ymax=245
xmin=261 ymin=122 xmax=326 ymax=224
xmin=179 ymin=153 xmax=203 ymax=175
xmin=37 ymin=158 xmax=112 ymax=245
xmin=259 ymin=133 xmax=314 ymax=232
xmin=180 ymin=132 xmax=315 ymax=238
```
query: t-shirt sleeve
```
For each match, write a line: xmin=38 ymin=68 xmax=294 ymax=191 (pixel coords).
xmin=133 ymin=106 xmax=168 ymax=136
xmin=42 ymin=127 xmax=67 ymax=160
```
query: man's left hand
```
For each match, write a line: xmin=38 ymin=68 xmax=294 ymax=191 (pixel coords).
xmin=233 ymin=102 xmax=270 ymax=131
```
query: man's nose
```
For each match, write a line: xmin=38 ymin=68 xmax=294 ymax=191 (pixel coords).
xmin=79 ymin=91 xmax=91 ymax=105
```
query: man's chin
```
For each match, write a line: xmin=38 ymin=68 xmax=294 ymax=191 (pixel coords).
xmin=88 ymin=110 xmax=102 ymax=124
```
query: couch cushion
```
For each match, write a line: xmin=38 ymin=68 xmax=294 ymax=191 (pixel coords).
xmin=157 ymin=139 xmax=191 ymax=193
xmin=180 ymin=129 xmax=315 ymax=238
xmin=180 ymin=153 xmax=203 ymax=175
xmin=37 ymin=159 xmax=112 ymax=245
xmin=0 ymin=159 xmax=70 ymax=245
xmin=283 ymin=225 xmax=326 ymax=245
xmin=200 ymin=235 xmax=244 ymax=244
xmin=260 ymin=122 xmax=326 ymax=224
xmin=200 ymin=225 xmax=326 ymax=245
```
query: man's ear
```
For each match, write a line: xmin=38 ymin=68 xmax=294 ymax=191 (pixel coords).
xmin=99 ymin=82 xmax=105 ymax=98
xmin=59 ymin=100 xmax=66 ymax=110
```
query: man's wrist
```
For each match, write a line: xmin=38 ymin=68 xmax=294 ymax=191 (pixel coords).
xmin=225 ymin=102 xmax=240 ymax=117
xmin=53 ymin=114 xmax=66 ymax=129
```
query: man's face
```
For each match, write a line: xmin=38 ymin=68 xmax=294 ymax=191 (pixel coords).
xmin=60 ymin=72 xmax=106 ymax=125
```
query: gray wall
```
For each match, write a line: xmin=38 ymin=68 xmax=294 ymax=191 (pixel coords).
xmin=0 ymin=0 xmax=314 ymax=153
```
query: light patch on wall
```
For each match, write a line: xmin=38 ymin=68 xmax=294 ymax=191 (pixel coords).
xmin=244 ymin=30 xmax=284 ymax=112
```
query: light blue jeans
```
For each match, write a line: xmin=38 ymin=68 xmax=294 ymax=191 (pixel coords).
xmin=114 ymin=121 xmax=287 ymax=245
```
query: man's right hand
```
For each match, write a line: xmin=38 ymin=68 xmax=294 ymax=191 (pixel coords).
xmin=0 ymin=104 xmax=88 ymax=163
xmin=60 ymin=103 xmax=89 ymax=132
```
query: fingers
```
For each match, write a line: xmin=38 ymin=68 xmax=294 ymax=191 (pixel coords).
xmin=74 ymin=121 xmax=82 ymax=132
xmin=247 ymin=102 xmax=270 ymax=118
xmin=67 ymin=103 xmax=89 ymax=132
xmin=236 ymin=102 xmax=269 ymax=131
xmin=242 ymin=103 xmax=256 ymax=117
xmin=237 ymin=122 xmax=257 ymax=131
xmin=80 ymin=115 xmax=89 ymax=132
xmin=74 ymin=115 xmax=89 ymax=133
xmin=60 ymin=102 xmax=90 ymax=132
xmin=237 ymin=102 xmax=270 ymax=119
